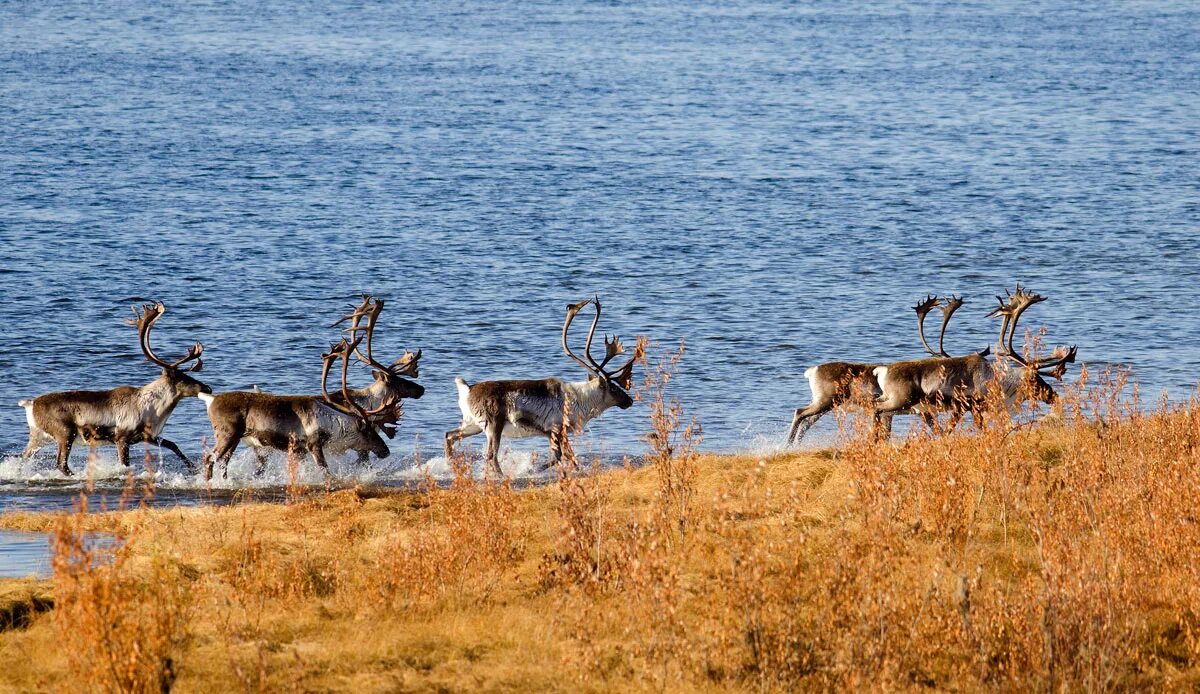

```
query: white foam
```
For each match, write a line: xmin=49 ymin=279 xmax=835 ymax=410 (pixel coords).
xmin=735 ymin=412 xmax=851 ymax=456
xmin=404 ymin=449 xmax=554 ymax=482
xmin=1 ymin=436 xmax=619 ymax=493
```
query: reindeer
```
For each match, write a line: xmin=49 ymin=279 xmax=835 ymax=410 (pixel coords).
xmin=788 ymin=295 xmax=984 ymax=443
xmin=18 ymin=303 xmax=210 ymax=475
xmin=198 ymin=296 xmax=422 ymax=479
xmin=445 ymin=297 xmax=643 ymax=476
xmin=872 ymin=285 xmax=1077 ymax=434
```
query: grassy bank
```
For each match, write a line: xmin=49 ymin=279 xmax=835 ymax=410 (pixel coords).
xmin=2 ymin=371 xmax=1200 ymax=691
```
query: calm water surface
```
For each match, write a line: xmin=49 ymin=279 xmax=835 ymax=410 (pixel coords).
xmin=0 ymin=531 xmax=49 ymax=578
xmin=0 ymin=1 xmax=1197 ymax=504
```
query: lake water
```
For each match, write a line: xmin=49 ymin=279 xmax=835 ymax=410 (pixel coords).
xmin=0 ymin=1 xmax=1197 ymax=502
xmin=0 ymin=531 xmax=50 ymax=579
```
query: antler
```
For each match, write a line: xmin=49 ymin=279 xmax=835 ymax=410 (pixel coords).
xmin=562 ymin=297 xmax=642 ymax=383
xmin=989 ymin=285 xmax=1077 ymax=375
xmin=564 ymin=295 xmax=648 ymax=384
xmin=936 ymin=295 xmax=965 ymax=357
xmin=388 ymin=351 xmax=421 ymax=378
xmin=125 ymin=302 xmax=204 ymax=372
xmin=333 ymin=294 xmax=422 ymax=380
xmin=986 ymin=291 xmax=1013 ymax=351
xmin=999 ymin=287 xmax=1047 ymax=367
xmin=320 ymin=337 xmax=402 ymax=436
xmin=914 ymin=295 xmax=942 ymax=356
xmin=597 ymin=334 xmax=626 ymax=371
xmin=1035 ymin=345 xmax=1078 ymax=380
xmin=562 ymin=298 xmax=600 ymax=376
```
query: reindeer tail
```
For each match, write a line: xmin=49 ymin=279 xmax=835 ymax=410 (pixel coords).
xmin=872 ymin=366 xmax=889 ymax=391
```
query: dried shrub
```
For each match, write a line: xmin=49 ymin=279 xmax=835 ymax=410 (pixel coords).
xmin=368 ymin=457 xmax=525 ymax=611
xmin=51 ymin=500 xmax=191 ymax=693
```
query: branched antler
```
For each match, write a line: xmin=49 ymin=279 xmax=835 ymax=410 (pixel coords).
xmin=125 ymin=302 xmax=204 ymax=372
xmin=562 ymin=297 xmax=642 ymax=385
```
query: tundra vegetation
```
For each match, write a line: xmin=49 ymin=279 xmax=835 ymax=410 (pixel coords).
xmin=1 ymin=344 xmax=1199 ymax=692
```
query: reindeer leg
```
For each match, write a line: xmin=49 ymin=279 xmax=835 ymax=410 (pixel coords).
xmin=115 ymin=436 xmax=131 ymax=467
xmin=253 ymin=447 xmax=271 ymax=477
xmin=788 ymin=400 xmax=832 ymax=445
xmin=946 ymin=409 xmax=965 ymax=433
xmin=543 ymin=429 xmax=564 ymax=471
xmin=873 ymin=394 xmax=912 ymax=442
xmin=308 ymin=443 xmax=329 ymax=476
xmin=484 ymin=420 xmax=504 ymax=477
xmin=444 ymin=423 xmax=482 ymax=461
xmin=20 ymin=432 xmax=45 ymax=459
xmin=145 ymin=437 xmax=194 ymax=471
xmin=206 ymin=431 xmax=243 ymax=482
xmin=55 ymin=430 xmax=77 ymax=476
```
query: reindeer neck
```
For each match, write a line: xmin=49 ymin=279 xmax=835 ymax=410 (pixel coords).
xmin=137 ymin=374 xmax=183 ymax=423
xmin=348 ymin=379 xmax=391 ymax=409
xmin=562 ymin=379 xmax=615 ymax=427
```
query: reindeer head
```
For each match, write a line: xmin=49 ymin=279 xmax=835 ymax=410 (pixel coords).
xmin=320 ymin=337 xmax=402 ymax=460
xmin=988 ymin=285 xmax=1077 ymax=403
xmin=127 ymin=303 xmax=212 ymax=397
xmin=334 ymin=295 xmax=425 ymax=402
xmin=562 ymin=297 xmax=643 ymax=410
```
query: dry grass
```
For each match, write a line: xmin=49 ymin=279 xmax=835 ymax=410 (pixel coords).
xmin=1 ymin=359 xmax=1200 ymax=691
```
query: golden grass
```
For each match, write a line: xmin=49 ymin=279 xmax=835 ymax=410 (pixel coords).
xmin=1 ymin=361 xmax=1199 ymax=691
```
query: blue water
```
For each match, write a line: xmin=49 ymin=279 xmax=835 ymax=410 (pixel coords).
xmin=0 ymin=531 xmax=49 ymax=578
xmin=0 ymin=529 xmax=123 ymax=579
xmin=0 ymin=1 xmax=1198 ymax=499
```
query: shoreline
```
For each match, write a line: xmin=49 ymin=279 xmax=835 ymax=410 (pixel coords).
xmin=1 ymin=406 xmax=1197 ymax=690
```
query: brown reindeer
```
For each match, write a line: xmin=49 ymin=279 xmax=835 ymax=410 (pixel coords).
xmin=872 ymin=285 xmax=1077 ymax=433
xmin=198 ymin=296 xmax=422 ymax=479
xmin=18 ymin=303 xmax=210 ymax=475
xmin=445 ymin=297 xmax=643 ymax=476
xmin=787 ymin=295 xmax=985 ymax=443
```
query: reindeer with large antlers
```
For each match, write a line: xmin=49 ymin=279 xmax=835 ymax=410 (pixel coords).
xmin=872 ymin=285 xmax=1077 ymax=433
xmin=18 ymin=303 xmax=211 ymax=475
xmin=788 ymin=295 xmax=986 ymax=444
xmin=445 ymin=297 xmax=643 ymax=476
xmin=198 ymin=296 xmax=422 ymax=479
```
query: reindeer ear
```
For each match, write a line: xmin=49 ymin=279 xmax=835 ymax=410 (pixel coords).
xmin=613 ymin=360 xmax=636 ymax=390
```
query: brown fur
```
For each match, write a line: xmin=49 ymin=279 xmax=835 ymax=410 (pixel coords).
xmin=201 ymin=391 xmax=390 ymax=480
xmin=788 ymin=362 xmax=890 ymax=444
xmin=873 ymin=353 xmax=1056 ymax=432
xmin=23 ymin=369 xmax=209 ymax=475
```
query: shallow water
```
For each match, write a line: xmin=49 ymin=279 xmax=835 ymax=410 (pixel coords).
xmin=0 ymin=529 xmax=123 ymax=579
xmin=0 ymin=531 xmax=49 ymax=579
xmin=0 ymin=1 xmax=1198 ymax=506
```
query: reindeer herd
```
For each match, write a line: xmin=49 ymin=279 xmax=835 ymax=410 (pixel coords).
xmin=14 ymin=286 xmax=1077 ymax=481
